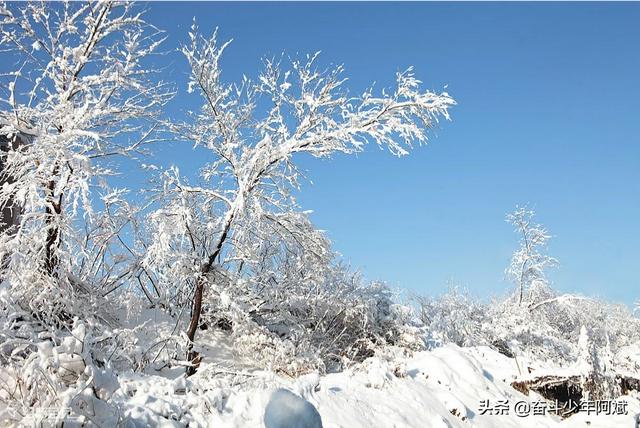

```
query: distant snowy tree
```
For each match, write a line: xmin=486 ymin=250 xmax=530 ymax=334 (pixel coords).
xmin=415 ymin=209 xmax=640 ymax=367
xmin=505 ymin=207 xmax=558 ymax=306
xmin=0 ymin=1 xmax=172 ymax=323
xmin=143 ymin=24 xmax=455 ymax=373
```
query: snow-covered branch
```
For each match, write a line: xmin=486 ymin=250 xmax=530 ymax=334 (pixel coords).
xmin=143 ymin=23 xmax=454 ymax=374
xmin=528 ymin=294 xmax=590 ymax=312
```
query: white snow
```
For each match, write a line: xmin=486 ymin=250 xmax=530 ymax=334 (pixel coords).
xmin=264 ymin=389 xmax=323 ymax=428
xmin=0 ymin=3 xmax=637 ymax=428
xmin=86 ymin=341 xmax=637 ymax=428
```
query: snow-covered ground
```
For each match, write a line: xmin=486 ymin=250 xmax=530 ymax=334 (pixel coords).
xmin=102 ymin=340 xmax=639 ymax=427
xmin=0 ymin=309 xmax=637 ymax=427
xmin=1 ymin=296 xmax=637 ymax=427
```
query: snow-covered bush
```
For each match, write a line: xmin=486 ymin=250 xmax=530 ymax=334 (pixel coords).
xmin=416 ymin=287 xmax=488 ymax=348
xmin=200 ymin=251 xmax=421 ymax=375
xmin=417 ymin=283 xmax=640 ymax=369
xmin=500 ymin=290 xmax=639 ymax=365
xmin=0 ymin=291 xmax=124 ymax=425
xmin=484 ymin=290 xmax=576 ymax=363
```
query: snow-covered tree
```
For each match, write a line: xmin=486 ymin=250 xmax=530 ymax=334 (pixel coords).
xmin=505 ymin=206 xmax=558 ymax=307
xmin=143 ymin=25 xmax=455 ymax=373
xmin=0 ymin=1 xmax=172 ymax=323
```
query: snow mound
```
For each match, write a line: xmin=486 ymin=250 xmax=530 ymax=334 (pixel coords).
xmin=264 ymin=388 xmax=323 ymax=428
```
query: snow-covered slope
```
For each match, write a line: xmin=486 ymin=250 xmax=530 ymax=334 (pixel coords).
xmin=105 ymin=343 xmax=639 ymax=427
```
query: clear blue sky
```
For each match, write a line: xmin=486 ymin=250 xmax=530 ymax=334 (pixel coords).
xmin=143 ymin=2 xmax=639 ymax=304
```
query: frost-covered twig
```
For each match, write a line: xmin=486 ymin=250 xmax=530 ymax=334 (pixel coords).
xmin=528 ymin=294 xmax=590 ymax=312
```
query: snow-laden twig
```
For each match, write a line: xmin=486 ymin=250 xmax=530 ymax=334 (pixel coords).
xmin=528 ymin=294 xmax=590 ymax=312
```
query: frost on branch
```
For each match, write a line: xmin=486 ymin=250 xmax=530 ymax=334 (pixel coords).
xmin=142 ymin=23 xmax=454 ymax=374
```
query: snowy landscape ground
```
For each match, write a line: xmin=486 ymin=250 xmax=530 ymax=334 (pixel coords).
xmin=57 ymin=329 xmax=640 ymax=427
xmin=2 ymin=295 xmax=638 ymax=428
xmin=0 ymin=1 xmax=639 ymax=427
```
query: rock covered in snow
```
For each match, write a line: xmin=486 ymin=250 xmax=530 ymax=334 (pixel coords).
xmin=294 ymin=371 xmax=321 ymax=398
xmin=55 ymin=319 xmax=87 ymax=383
xmin=264 ymin=388 xmax=323 ymax=428
xmin=90 ymin=366 xmax=120 ymax=401
xmin=363 ymin=357 xmax=394 ymax=389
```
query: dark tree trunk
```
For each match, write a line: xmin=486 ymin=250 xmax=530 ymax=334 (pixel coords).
xmin=43 ymin=168 xmax=62 ymax=277
xmin=0 ymin=130 xmax=27 ymax=237
xmin=185 ymin=212 xmax=234 ymax=376
xmin=1 ymin=127 xmax=62 ymax=277
xmin=185 ymin=274 xmax=206 ymax=376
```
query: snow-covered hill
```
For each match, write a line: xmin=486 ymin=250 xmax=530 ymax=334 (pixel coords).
xmin=104 ymin=343 xmax=638 ymax=427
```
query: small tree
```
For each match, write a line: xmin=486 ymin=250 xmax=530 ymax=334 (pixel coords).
xmin=505 ymin=206 xmax=558 ymax=307
xmin=144 ymin=25 xmax=455 ymax=374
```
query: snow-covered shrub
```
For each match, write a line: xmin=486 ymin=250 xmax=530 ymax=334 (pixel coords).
xmin=220 ymin=263 xmax=420 ymax=375
xmin=220 ymin=217 xmax=422 ymax=374
xmin=0 ymin=296 xmax=123 ymax=426
xmin=416 ymin=287 xmax=488 ymax=348
xmin=477 ymin=286 xmax=639 ymax=366
xmin=483 ymin=291 xmax=574 ymax=363
xmin=416 ymin=282 xmax=640 ymax=369
xmin=0 ymin=284 xmax=188 ymax=425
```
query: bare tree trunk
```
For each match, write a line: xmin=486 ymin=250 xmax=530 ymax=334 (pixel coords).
xmin=185 ymin=273 xmax=207 ymax=376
